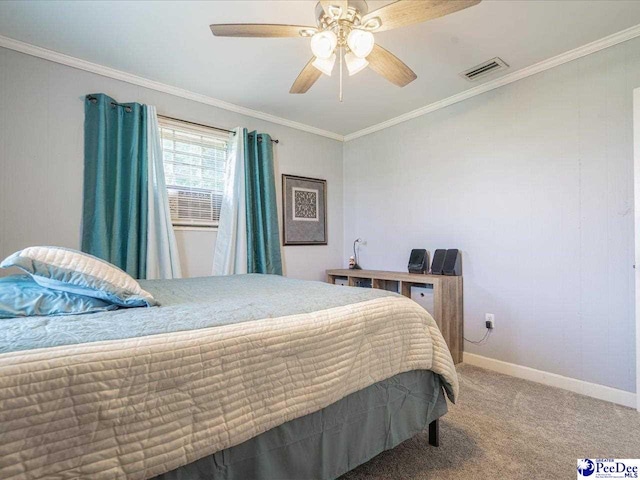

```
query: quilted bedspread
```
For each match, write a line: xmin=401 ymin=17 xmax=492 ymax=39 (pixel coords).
xmin=0 ymin=275 xmax=458 ymax=480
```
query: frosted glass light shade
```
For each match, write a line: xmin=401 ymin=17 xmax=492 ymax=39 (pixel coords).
xmin=347 ymin=29 xmax=374 ymax=58
xmin=310 ymin=31 xmax=338 ymax=59
xmin=345 ymin=52 xmax=368 ymax=76
xmin=313 ymin=54 xmax=336 ymax=76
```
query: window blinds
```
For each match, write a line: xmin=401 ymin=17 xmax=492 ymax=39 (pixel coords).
xmin=159 ymin=118 xmax=229 ymax=227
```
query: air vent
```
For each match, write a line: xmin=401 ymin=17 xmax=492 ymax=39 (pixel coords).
xmin=460 ymin=57 xmax=509 ymax=82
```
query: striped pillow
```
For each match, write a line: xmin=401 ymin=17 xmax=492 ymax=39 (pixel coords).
xmin=1 ymin=246 xmax=157 ymax=307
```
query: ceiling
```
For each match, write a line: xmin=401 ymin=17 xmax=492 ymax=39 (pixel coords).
xmin=1 ymin=0 xmax=640 ymax=137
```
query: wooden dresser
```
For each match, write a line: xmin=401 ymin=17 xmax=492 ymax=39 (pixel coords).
xmin=326 ymin=269 xmax=463 ymax=364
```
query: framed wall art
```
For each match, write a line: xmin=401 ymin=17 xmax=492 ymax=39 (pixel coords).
xmin=282 ymin=174 xmax=327 ymax=246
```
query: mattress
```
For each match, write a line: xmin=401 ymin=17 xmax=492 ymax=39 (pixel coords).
xmin=0 ymin=275 xmax=458 ymax=480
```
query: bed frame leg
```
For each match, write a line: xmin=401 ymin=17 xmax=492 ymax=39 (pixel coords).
xmin=428 ymin=419 xmax=440 ymax=447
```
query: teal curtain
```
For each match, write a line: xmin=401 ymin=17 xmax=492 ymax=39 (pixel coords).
xmin=244 ymin=130 xmax=282 ymax=275
xmin=82 ymin=93 xmax=148 ymax=279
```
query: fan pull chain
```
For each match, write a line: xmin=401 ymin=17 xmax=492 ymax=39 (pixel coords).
xmin=339 ymin=46 xmax=343 ymax=102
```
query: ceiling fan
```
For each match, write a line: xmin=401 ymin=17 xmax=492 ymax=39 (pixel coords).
xmin=211 ymin=0 xmax=481 ymax=101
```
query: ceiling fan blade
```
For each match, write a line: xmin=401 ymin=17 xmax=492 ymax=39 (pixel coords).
xmin=210 ymin=24 xmax=315 ymax=38
xmin=320 ymin=0 xmax=348 ymax=19
xmin=362 ymin=0 xmax=481 ymax=33
xmin=367 ymin=44 xmax=417 ymax=87
xmin=290 ymin=58 xmax=323 ymax=94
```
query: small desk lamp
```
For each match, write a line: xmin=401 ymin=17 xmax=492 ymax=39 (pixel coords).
xmin=351 ymin=238 xmax=363 ymax=270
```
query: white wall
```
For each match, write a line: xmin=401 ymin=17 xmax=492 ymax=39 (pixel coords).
xmin=344 ymin=37 xmax=640 ymax=392
xmin=173 ymin=229 xmax=217 ymax=278
xmin=0 ymin=47 xmax=344 ymax=281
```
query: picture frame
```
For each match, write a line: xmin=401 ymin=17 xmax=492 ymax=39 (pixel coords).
xmin=282 ymin=174 xmax=327 ymax=246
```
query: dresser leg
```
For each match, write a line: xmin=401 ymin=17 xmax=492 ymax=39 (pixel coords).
xmin=428 ymin=419 xmax=440 ymax=447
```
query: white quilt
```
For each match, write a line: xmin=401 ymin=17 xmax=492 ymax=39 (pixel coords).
xmin=0 ymin=296 xmax=458 ymax=480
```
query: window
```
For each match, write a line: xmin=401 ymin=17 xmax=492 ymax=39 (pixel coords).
xmin=159 ymin=117 xmax=229 ymax=228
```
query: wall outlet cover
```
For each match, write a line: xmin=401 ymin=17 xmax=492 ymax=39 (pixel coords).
xmin=485 ymin=313 xmax=495 ymax=328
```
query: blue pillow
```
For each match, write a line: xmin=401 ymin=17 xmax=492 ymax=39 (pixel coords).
xmin=0 ymin=274 xmax=118 ymax=319
xmin=0 ymin=246 xmax=157 ymax=307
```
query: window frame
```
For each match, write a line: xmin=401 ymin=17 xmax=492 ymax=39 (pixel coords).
xmin=158 ymin=116 xmax=230 ymax=230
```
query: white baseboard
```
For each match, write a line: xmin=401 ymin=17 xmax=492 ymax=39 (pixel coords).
xmin=463 ymin=352 xmax=636 ymax=409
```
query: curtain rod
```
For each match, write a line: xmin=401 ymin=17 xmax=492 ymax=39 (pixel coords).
xmin=158 ymin=114 xmax=279 ymax=143
xmin=85 ymin=96 xmax=278 ymax=143
xmin=86 ymin=94 xmax=133 ymax=112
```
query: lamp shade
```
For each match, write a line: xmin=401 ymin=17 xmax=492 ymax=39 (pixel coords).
xmin=310 ymin=31 xmax=338 ymax=59
xmin=347 ymin=29 xmax=374 ymax=58
xmin=313 ymin=54 xmax=336 ymax=76
xmin=345 ymin=52 xmax=368 ymax=76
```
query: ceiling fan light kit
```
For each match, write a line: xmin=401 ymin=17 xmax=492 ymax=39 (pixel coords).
xmin=346 ymin=29 xmax=374 ymax=58
xmin=310 ymin=30 xmax=338 ymax=59
xmin=210 ymin=0 xmax=482 ymax=100
xmin=313 ymin=54 xmax=337 ymax=76
xmin=345 ymin=52 xmax=368 ymax=76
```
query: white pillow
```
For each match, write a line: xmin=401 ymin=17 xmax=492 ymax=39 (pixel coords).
xmin=1 ymin=246 xmax=157 ymax=307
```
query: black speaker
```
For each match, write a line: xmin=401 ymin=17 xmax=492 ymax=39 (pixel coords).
xmin=443 ymin=249 xmax=462 ymax=276
xmin=408 ymin=249 xmax=428 ymax=274
xmin=430 ymin=249 xmax=446 ymax=275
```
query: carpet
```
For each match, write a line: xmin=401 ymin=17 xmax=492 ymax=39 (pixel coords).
xmin=341 ymin=364 xmax=640 ymax=479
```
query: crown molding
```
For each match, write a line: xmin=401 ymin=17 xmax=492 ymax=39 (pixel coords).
xmin=344 ymin=23 xmax=640 ymax=142
xmin=0 ymin=34 xmax=345 ymax=142
xmin=2 ymin=22 xmax=640 ymax=144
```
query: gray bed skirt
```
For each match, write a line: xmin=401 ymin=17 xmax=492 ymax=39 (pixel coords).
xmin=153 ymin=370 xmax=447 ymax=480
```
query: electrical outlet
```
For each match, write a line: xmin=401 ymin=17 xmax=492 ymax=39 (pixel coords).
xmin=485 ymin=313 xmax=495 ymax=330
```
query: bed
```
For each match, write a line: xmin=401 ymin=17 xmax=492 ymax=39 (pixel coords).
xmin=0 ymin=274 xmax=458 ymax=480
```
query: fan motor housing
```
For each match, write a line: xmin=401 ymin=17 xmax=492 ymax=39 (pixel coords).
xmin=315 ymin=0 xmax=369 ymax=28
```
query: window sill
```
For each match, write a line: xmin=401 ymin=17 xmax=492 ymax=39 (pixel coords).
xmin=172 ymin=226 xmax=218 ymax=232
